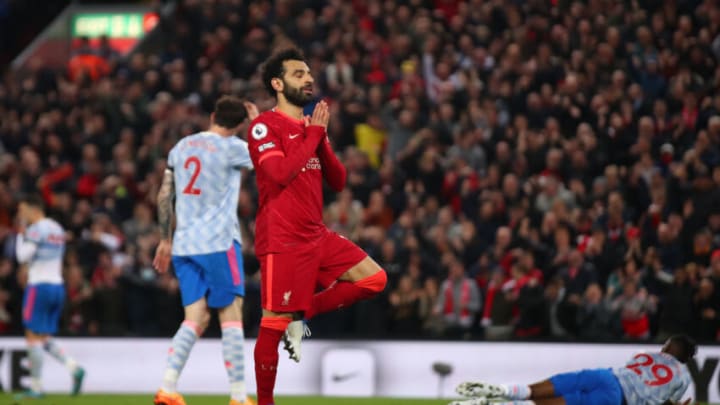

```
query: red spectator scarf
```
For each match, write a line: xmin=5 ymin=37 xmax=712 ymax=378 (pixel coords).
xmin=444 ymin=278 xmax=471 ymax=322
xmin=516 ymin=269 xmax=543 ymax=290
xmin=482 ymin=282 xmax=499 ymax=321
xmin=38 ymin=162 xmax=74 ymax=207
xmin=499 ymin=250 xmax=514 ymax=275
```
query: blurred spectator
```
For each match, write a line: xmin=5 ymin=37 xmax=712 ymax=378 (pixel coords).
xmin=89 ymin=251 xmax=126 ymax=335
xmin=513 ymin=273 xmax=545 ymax=339
xmin=656 ymin=265 xmax=695 ymax=342
xmin=68 ymin=36 xmax=111 ymax=83
xmin=434 ymin=257 xmax=481 ymax=339
xmin=558 ymin=250 xmax=597 ymax=301
xmin=609 ymin=280 xmax=658 ymax=340
xmin=694 ymin=277 xmax=720 ymax=342
xmin=576 ymin=283 xmax=618 ymax=341
xmin=388 ymin=274 xmax=422 ymax=337
xmin=482 ymin=269 xmax=515 ymax=341
xmin=355 ymin=113 xmax=386 ymax=169
xmin=63 ymin=263 xmax=93 ymax=336
xmin=325 ymin=189 xmax=364 ymax=239
xmin=544 ymin=277 xmax=574 ymax=340
xmin=607 ymin=259 xmax=645 ymax=300
xmin=0 ymin=258 xmax=16 ymax=333
xmin=3 ymin=0 xmax=720 ymax=343
xmin=419 ymin=277 xmax=443 ymax=337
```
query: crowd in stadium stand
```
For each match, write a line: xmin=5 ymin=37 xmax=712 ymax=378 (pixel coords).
xmin=1 ymin=0 xmax=720 ymax=343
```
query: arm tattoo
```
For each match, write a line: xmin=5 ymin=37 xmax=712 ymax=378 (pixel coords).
xmin=157 ymin=169 xmax=175 ymax=240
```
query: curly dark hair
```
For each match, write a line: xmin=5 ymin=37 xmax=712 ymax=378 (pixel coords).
xmin=260 ymin=47 xmax=307 ymax=96
xmin=667 ymin=334 xmax=697 ymax=364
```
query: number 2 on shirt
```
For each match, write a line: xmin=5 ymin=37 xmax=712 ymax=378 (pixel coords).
xmin=626 ymin=353 xmax=674 ymax=386
xmin=183 ymin=156 xmax=202 ymax=195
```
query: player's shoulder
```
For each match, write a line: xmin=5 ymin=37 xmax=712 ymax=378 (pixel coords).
xmin=46 ymin=217 xmax=62 ymax=227
xmin=250 ymin=110 xmax=278 ymax=128
xmin=248 ymin=111 xmax=280 ymax=142
xmin=26 ymin=221 xmax=43 ymax=235
xmin=227 ymin=135 xmax=249 ymax=147
xmin=170 ymin=132 xmax=215 ymax=158
xmin=43 ymin=218 xmax=64 ymax=232
xmin=253 ymin=110 xmax=279 ymax=123
xmin=678 ymin=361 xmax=692 ymax=380
xmin=175 ymin=131 xmax=207 ymax=146
xmin=176 ymin=131 xmax=212 ymax=146
xmin=226 ymin=136 xmax=251 ymax=160
xmin=28 ymin=218 xmax=61 ymax=237
xmin=168 ymin=134 xmax=187 ymax=156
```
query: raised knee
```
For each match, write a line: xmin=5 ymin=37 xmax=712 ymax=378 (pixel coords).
xmin=357 ymin=269 xmax=387 ymax=294
xmin=260 ymin=315 xmax=292 ymax=332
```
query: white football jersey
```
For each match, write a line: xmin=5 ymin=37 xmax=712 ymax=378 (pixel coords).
xmin=613 ymin=352 xmax=692 ymax=405
xmin=18 ymin=218 xmax=65 ymax=284
xmin=168 ymin=132 xmax=253 ymax=255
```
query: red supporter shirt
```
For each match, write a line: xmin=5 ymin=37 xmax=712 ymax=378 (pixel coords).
xmin=248 ymin=109 xmax=347 ymax=255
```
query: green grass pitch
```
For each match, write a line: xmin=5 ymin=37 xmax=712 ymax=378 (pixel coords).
xmin=0 ymin=394 xmax=715 ymax=405
xmin=0 ymin=394 xmax=448 ymax=405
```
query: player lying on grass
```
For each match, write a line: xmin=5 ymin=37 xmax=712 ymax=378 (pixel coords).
xmin=450 ymin=334 xmax=695 ymax=405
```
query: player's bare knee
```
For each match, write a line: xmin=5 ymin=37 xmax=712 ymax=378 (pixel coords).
xmin=340 ymin=257 xmax=384 ymax=282
xmin=199 ymin=311 xmax=211 ymax=332
xmin=262 ymin=309 xmax=294 ymax=319
xmin=373 ymin=269 xmax=387 ymax=293
xmin=183 ymin=308 xmax=211 ymax=335
xmin=233 ymin=296 xmax=244 ymax=313
xmin=218 ymin=298 xmax=244 ymax=323
xmin=25 ymin=331 xmax=44 ymax=344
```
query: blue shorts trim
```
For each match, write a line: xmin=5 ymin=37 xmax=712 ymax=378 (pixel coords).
xmin=550 ymin=368 xmax=624 ymax=405
xmin=172 ymin=240 xmax=245 ymax=308
xmin=23 ymin=283 xmax=65 ymax=335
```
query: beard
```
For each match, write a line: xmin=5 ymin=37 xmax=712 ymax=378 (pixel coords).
xmin=282 ymin=81 xmax=313 ymax=107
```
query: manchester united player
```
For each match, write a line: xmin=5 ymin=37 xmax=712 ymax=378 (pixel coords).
xmin=248 ymin=47 xmax=387 ymax=405
xmin=450 ymin=334 xmax=695 ymax=405
xmin=153 ymin=96 xmax=258 ymax=405
xmin=15 ymin=195 xmax=85 ymax=399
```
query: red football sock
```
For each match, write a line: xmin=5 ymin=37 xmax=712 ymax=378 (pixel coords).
xmin=305 ymin=270 xmax=387 ymax=319
xmin=254 ymin=316 xmax=291 ymax=405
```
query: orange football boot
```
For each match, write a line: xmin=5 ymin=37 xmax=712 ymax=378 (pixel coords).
xmin=153 ymin=389 xmax=187 ymax=405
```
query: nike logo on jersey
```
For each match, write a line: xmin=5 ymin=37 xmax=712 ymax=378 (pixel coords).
xmin=332 ymin=371 xmax=359 ymax=382
xmin=289 ymin=134 xmax=301 ymax=139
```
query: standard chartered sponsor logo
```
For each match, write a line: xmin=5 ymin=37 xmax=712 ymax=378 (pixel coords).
xmin=306 ymin=157 xmax=321 ymax=170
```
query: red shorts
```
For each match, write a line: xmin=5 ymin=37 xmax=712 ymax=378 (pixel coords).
xmin=259 ymin=232 xmax=367 ymax=312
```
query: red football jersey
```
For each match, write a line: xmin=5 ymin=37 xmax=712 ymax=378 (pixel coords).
xmin=248 ymin=109 xmax=328 ymax=254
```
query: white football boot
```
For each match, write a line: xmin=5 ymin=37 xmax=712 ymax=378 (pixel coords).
xmin=282 ymin=320 xmax=311 ymax=363
xmin=456 ymin=381 xmax=506 ymax=398
xmin=448 ymin=398 xmax=490 ymax=405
